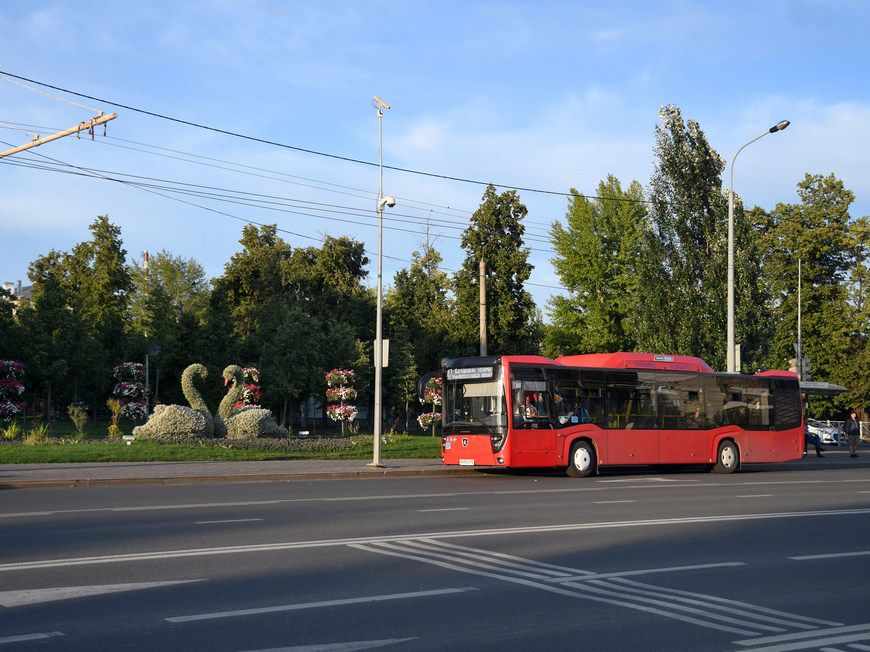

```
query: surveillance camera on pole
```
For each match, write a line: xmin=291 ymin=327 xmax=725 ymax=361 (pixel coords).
xmin=378 ymin=195 xmax=396 ymax=209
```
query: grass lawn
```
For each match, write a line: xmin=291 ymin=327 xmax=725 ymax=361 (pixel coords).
xmin=0 ymin=432 xmax=443 ymax=463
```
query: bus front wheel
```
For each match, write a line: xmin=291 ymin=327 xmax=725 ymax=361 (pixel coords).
xmin=712 ymin=440 xmax=739 ymax=474
xmin=567 ymin=440 xmax=597 ymax=478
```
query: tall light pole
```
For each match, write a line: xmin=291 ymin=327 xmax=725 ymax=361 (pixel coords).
xmin=727 ymin=119 xmax=790 ymax=373
xmin=371 ymin=96 xmax=394 ymax=467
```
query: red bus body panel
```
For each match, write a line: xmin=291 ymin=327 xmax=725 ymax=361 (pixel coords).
xmin=441 ymin=353 xmax=804 ymax=471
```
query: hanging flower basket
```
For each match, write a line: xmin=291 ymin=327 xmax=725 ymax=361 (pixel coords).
xmin=233 ymin=382 xmax=262 ymax=409
xmin=325 ymin=369 xmax=355 ymax=387
xmin=417 ymin=412 xmax=442 ymax=428
xmin=420 ymin=378 xmax=443 ymax=406
xmin=120 ymin=400 xmax=148 ymax=421
xmin=327 ymin=404 xmax=358 ymax=422
xmin=112 ymin=362 xmax=144 ymax=382
xmin=326 ymin=386 xmax=358 ymax=402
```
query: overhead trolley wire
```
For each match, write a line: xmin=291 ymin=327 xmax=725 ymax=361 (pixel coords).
xmin=0 ymin=70 xmax=655 ymax=207
xmin=0 ymin=117 xmax=563 ymax=239
xmin=1 ymin=155 xmax=556 ymax=249
xmin=0 ymin=148 xmax=567 ymax=292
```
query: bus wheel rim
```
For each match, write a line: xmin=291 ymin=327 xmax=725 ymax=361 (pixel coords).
xmin=574 ymin=447 xmax=591 ymax=471
xmin=721 ymin=446 xmax=735 ymax=467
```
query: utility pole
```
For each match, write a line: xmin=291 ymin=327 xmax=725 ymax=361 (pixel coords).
xmin=0 ymin=112 xmax=117 ymax=158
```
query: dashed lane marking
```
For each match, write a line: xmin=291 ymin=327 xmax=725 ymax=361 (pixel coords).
xmin=0 ymin=632 xmax=64 ymax=645
xmin=166 ymin=587 xmax=475 ymax=623
xmin=789 ymin=551 xmax=870 ymax=561
xmin=238 ymin=638 xmax=417 ymax=651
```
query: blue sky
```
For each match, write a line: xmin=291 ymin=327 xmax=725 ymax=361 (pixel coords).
xmin=1 ymin=0 xmax=868 ymax=316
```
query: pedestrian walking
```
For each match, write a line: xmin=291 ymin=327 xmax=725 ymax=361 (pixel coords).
xmin=844 ymin=409 xmax=861 ymax=457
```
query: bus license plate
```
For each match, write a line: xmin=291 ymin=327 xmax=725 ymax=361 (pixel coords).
xmin=459 ymin=459 xmax=475 ymax=466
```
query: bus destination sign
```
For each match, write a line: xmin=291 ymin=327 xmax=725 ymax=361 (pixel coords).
xmin=446 ymin=366 xmax=495 ymax=381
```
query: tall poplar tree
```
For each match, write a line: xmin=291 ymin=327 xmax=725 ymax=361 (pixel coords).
xmin=635 ymin=105 xmax=766 ymax=369
xmin=455 ymin=184 xmax=540 ymax=356
xmin=546 ymin=176 xmax=645 ymax=356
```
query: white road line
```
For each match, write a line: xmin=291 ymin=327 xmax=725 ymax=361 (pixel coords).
xmin=0 ymin=580 xmax=205 ymax=607
xmin=734 ymin=624 xmax=870 ymax=651
xmin=351 ymin=542 xmax=762 ymax=636
xmin=567 ymin=580 xmax=785 ymax=633
xmin=0 ymin=632 xmax=64 ymax=645
xmin=365 ymin=540 xmax=555 ymax=580
xmin=401 ymin=539 xmax=577 ymax=578
xmin=417 ymin=538 xmax=586 ymax=575
xmin=846 ymin=644 xmax=870 ymax=650
xmin=363 ymin=541 xmax=831 ymax=637
xmin=195 ymin=518 xmax=263 ymax=524
xmin=611 ymin=578 xmax=840 ymax=628
xmin=789 ymin=551 xmax=870 ymax=561
xmin=585 ymin=579 xmax=821 ymax=631
xmin=736 ymin=495 xmax=774 ymax=498
xmin=857 ymin=491 xmax=870 ymax=494
xmin=239 ymin=638 xmax=417 ymax=651
xmin=598 ymin=477 xmax=700 ymax=483
xmin=166 ymin=588 xmax=475 ymax=623
xmin=4 ymin=508 xmax=870 ymax=572
xmin=547 ymin=562 xmax=746 ymax=583
xmin=417 ymin=508 xmax=470 ymax=512
xmin=4 ymin=478 xmax=870 ymax=520
xmin=594 ymin=500 xmax=636 ymax=504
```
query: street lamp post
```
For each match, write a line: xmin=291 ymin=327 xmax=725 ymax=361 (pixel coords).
xmin=726 ymin=119 xmax=790 ymax=373
xmin=371 ymin=96 xmax=394 ymax=467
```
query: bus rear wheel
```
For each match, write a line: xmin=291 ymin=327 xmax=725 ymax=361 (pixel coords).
xmin=567 ymin=440 xmax=597 ymax=478
xmin=712 ymin=440 xmax=739 ymax=474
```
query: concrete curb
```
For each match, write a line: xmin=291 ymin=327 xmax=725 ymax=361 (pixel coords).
xmin=0 ymin=466 xmax=487 ymax=489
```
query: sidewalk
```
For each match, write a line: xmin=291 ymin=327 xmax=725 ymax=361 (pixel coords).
xmin=0 ymin=458 xmax=479 ymax=489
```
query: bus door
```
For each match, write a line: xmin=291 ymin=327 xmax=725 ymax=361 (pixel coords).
xmin=656 ymin=372 xmax=708 ymax=464
xmin=605 ymin=371 xmax=659 ymax=465
xmin=742 ymin=379 xmax=776 ymax=458
xmin=509 ymin=366 xmax=556 ymax=466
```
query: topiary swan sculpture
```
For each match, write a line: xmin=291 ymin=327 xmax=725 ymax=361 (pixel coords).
xmin=132 ymin=363 xmax=214 ymax=439
xmin=214 ymin=364 xmax=287 ymax=438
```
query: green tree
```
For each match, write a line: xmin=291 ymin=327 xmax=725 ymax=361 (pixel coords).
xmin=386 ymin=243 xmax=454 ymax=375
xmin=0 ymin=288 xmax=21 ymax=361
xmin=18 ymin=252 xmax=76 ymax=420
xmin=455 ymin=184 xmax=540 ymax=356
xmin=68 ymin=216 xmax=133 ymax=365
xmin=762 ymin=173 xmax=856 ymax=414
xmin=217 ymin=224 xmax=291 ymax=341
xmin=130 ymin=250 xmax=209 ymax=328
xmin=840 ymin=215 xmax=870 ymax=412
xmin=635 ymin=105 xmax=766 ymax=369
xmin=546 ymin=177 xmax=645 ymax=356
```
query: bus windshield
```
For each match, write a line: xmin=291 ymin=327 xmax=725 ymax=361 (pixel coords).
xmin=443 ymin=365 xmax=507 ymax=435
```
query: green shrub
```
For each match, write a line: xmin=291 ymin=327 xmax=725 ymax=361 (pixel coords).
xmin=67 ymin=405 xmax=88 ymax=438
xmin=1 ymin=421 xmax=22 ymax=441
xmin=106 ymin=399 xmax=123 ymax=440
xmin=24 ymin=422 xmax=50 ymax=445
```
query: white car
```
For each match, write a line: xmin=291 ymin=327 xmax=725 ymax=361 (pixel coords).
xmin=807 ymin=418 xmax=844 ymax=446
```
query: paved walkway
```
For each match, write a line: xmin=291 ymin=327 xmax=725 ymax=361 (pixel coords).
xmin=0 ymin=458 xmax=483 ymax=488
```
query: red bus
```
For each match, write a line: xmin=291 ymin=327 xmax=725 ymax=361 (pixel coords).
xmin=440 ymin=352 xmax=804 ymax=476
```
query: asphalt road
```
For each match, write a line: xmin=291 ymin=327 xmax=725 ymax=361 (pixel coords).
xmin=1 ymin=462 xmax=869 ymax=651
